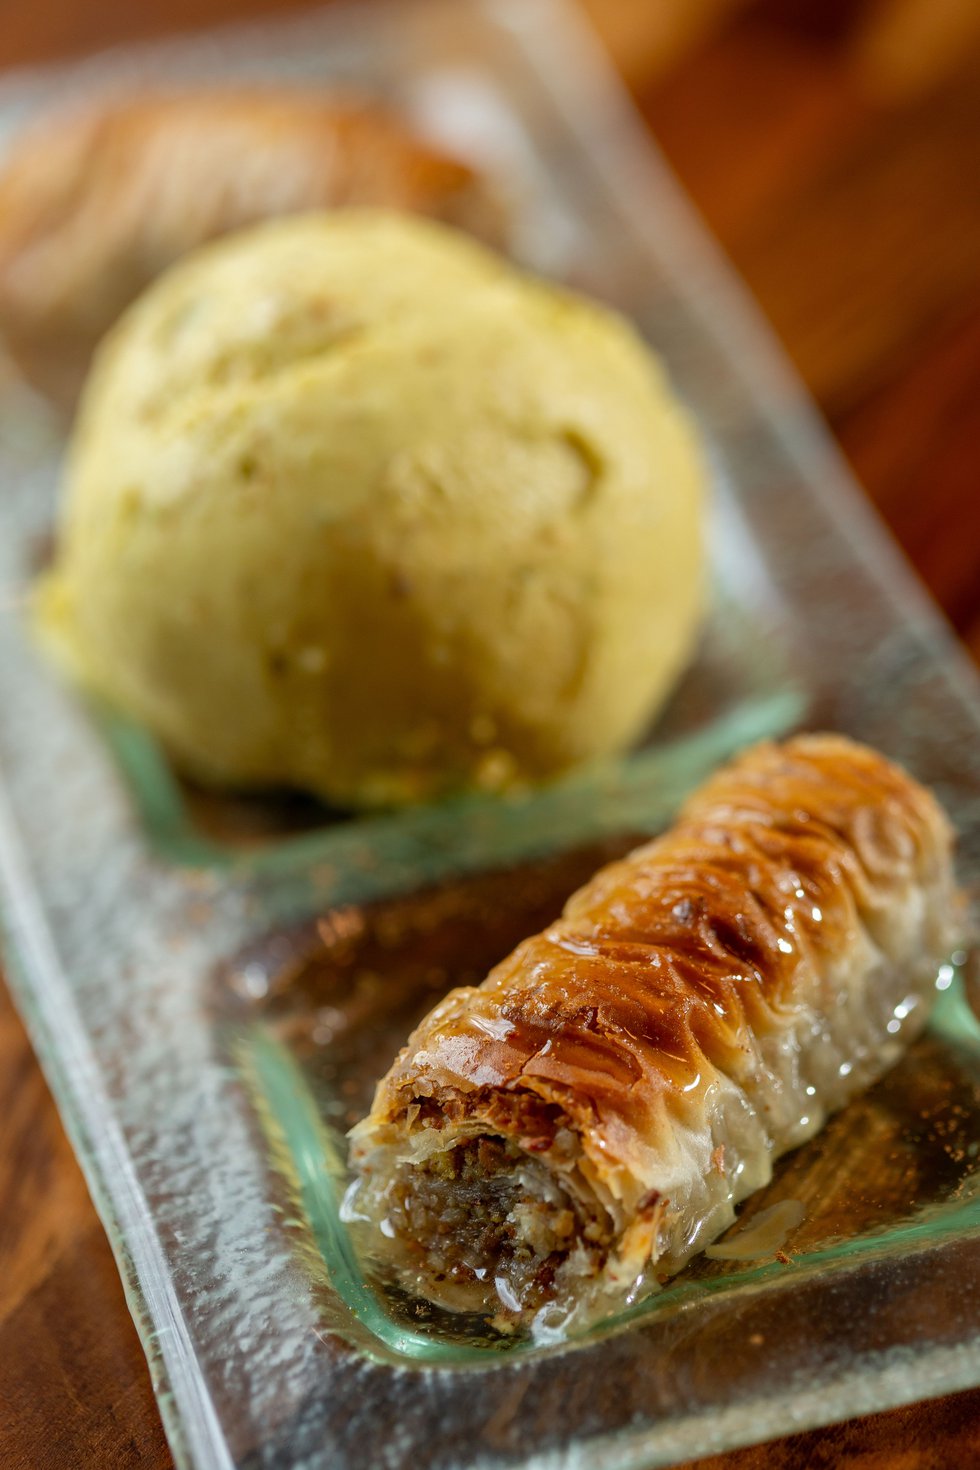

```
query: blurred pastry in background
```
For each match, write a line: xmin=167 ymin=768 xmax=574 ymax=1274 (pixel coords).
xmin=0 ymin=88 xmax=506 ymax=408
xmin=36 ymin=211 xmax=705 ymax=810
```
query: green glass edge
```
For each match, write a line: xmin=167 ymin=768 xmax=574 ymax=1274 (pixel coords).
xmin=238 ymin=975 xmax=980 ymax=1370
xmin=94 ymin=686 xmax=806 ymax=889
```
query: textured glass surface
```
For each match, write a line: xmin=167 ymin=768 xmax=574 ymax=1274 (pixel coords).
xmin=1 ymin=3 xmax=979 ymax=1468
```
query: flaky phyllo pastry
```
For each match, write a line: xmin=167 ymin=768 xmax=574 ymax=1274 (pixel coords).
xmin=346 ymin=735 xmax=960 ymax=1336
xmin=0 ymin=90 xmax=505 ymax=408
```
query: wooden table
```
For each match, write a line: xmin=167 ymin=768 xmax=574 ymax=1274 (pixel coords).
xmin=1 ymin=1 xmax=979 ymax=1465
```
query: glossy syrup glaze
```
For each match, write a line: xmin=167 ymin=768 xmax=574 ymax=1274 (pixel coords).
xmin=349 ymin=736 xmax=960 ymax=1327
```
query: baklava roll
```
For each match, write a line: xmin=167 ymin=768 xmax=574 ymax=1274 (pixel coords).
xmin=347 ymin=735 xmax=960 ymax=1333
xmin=0 ymin=90 xmax=505 ymax=408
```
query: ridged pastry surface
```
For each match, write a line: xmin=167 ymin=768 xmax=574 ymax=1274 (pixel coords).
xmin=0 ymin=89 xmax=504 ymax=406
xmin=349 ymin=736 xmax=960 ymax=1330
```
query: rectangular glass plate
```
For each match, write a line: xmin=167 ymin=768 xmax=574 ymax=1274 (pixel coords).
xmin=1 ymin=2 xmax=979 ymax=1467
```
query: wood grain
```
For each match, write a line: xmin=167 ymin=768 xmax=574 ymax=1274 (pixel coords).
xmin=2 ymin=1 xmax=980 ymax=1467
xmin=0 ymin=983 xmax=172 ymax=1470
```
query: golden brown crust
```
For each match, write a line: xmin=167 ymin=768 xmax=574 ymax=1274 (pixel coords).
xmin=362 ymin=734 xmax=956 ymax=1179
xmin=349 ymin=734 xmax=959 ymax=1323
xmin=0 ymin=88 xmax=506 ymax=406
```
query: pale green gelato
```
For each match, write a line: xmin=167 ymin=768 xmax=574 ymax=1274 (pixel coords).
xmin=37 ymin=210 xmax=705 ymax=807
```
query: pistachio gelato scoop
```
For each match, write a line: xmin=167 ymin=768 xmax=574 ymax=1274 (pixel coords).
xmin=37 ymin=211 xmax=705 ymax=807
